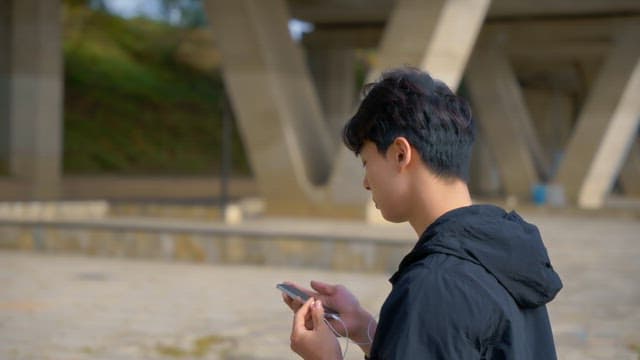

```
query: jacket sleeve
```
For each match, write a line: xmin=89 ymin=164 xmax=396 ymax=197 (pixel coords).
xmin=373 ymin=270 xmax=490 ymax=359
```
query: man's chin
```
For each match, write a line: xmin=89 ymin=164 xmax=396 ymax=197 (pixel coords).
xmin=379 ymin=210 xmax=407 ymax=224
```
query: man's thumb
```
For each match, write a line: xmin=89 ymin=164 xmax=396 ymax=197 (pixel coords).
xmin=312 ymin=300 xmax=326 ymax=329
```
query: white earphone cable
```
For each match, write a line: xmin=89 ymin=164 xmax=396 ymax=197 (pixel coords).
xmin=323 ymin=316 xmax=375 ymax=359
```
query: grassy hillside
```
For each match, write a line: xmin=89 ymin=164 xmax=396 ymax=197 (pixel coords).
xmin=63 ymin=5 xmax=249 ymax=175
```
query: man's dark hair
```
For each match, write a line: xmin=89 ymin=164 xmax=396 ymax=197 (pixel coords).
xmin=342 ymin=67 xmax=475 ymax=182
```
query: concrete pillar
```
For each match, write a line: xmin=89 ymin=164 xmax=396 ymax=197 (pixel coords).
xmin=7 ymin=0 xmax=63 ymax=199
xmin=370 ymin=0 xmax=490 ymax=89
xmin=204 ymin=0 xmax=346 ymax=215
xmin=301 ymin=28 xmax=372 ymax=210
xmin=466 ymin=34 xmax=540 ymax=200
xmin=469 ymin=132 xmax=501 ymax=197
xmin=619 ymin=134 xmax=640 ymax=197
xmin=555 ymin=26 xmax=640 ymax=208
xmin=524 ymin=89 xmax=575 ymax=178
xmin=419 ymin=0 xmax=491 ymax=89
xmin=368 ymin=0 xmax=445 ymax=80
xmin=307 ymin=47 xmax=357 ymax=142
xmin=0 ymin=0 xmax=11 ymax=173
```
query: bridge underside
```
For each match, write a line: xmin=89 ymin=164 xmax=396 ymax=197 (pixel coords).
xmin=1 ymin=0 xmax=639 ymax=216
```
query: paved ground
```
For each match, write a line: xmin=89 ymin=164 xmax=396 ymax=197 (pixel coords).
xmin=1 ymin=211 xmax=639 ymax=360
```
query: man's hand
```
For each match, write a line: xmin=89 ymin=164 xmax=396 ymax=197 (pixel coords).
xmin=290 ymin=298 xmax=342 ymax=360
xmin=282 ymin=281 xmax=377 ymax=354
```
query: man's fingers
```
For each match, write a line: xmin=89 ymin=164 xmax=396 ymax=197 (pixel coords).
xmin=282 ymin=286 xmax=309 ymax=314
xmin=282 ymin=293 xmax=297 ymax=309
xmin=293 ymin=297 xmax=314 ymax=332
xmin=311 ymin=280 xmax=335 ymax=295
xmin=282 ymin=293 xmax=300 ymax=310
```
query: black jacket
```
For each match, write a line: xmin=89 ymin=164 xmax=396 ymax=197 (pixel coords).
xmin=368 ymin=205 xmax=563 ymax=359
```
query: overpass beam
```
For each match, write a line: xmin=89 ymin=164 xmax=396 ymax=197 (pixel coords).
xmin=307 ymin=46 xmax=357 ymax=143
xmin=4 ymin=0 xmax=63 ymax=199
xmin=466 ymin=35 xmax=541 ymax=200
xmin=469 ymin=133 xmax=502 ymax=197
xmin=555 ymin=26 xmax=640 ymax=208
xmin=619 ymin=136 xmax=640 ymax=197
xmin=371 ymin=0 xmax=490 ymax=89
xmin=523 ymin=88 xmax=575 ymax=178
xmin=204 ymin=0 xmax=342 ymax=215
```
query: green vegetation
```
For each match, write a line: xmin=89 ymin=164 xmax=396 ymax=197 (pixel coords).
xmin=63 ymin=4 xmax=249 ymax=175
xmin=156 ymin=334 xmax=233 ymax=357
xmin=80 ymin=346 xmax=97 ymax=354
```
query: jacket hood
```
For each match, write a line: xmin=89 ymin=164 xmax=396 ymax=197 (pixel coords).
xmin=393 ymin=205 xmax=562 ymax=308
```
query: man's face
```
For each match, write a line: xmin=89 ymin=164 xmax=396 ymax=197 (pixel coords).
xmin=359 ymin=141 xmax=408 ymax=222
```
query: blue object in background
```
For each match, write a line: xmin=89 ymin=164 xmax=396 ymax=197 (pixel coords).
xmin=532 ymin=184 xmax=547 ymax=205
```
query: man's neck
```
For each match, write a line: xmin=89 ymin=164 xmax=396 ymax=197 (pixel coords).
xmin=408 ymin=178 xmax=472 ymax=236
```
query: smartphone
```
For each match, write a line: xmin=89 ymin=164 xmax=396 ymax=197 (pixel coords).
xmin=276 ymin=283 xmax=340 ymax=318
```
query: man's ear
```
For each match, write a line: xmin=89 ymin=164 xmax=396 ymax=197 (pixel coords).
xmin=393 ymin=137 xmax=412 ymax=168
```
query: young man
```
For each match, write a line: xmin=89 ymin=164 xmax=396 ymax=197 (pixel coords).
xmin=283 ymin=67 xmax=562 ymax=359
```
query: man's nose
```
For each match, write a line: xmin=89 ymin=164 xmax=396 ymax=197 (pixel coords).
xmin=363 ymin=177 xmax=371 ymax=191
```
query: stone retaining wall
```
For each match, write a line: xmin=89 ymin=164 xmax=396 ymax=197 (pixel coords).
xmin=0 ymin=199 xmax=265 ymax=223
xmin=0 ymin=201 xmax=109 ymax=220
xmin=0 ymin=219 xmax=412 ymax=273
